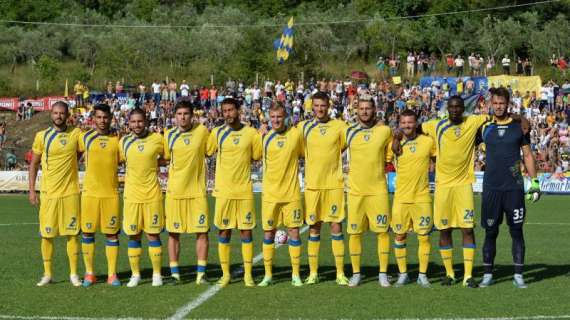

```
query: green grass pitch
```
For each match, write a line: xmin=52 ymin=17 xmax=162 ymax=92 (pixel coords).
xmin=0 ymin=194 xmax=569 ymax=319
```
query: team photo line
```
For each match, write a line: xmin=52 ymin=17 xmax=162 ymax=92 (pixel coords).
xmin=28 ymin=87 xmax=542 ymax=291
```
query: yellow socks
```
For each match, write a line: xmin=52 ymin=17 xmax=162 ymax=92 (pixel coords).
xmin=128 ymin=240 xmax=142 ymax=276
xmin=463 ymin=244 xmax=476 ymax=280
xmin=41 ymin=238 xmax=54 ymax=277
xmin=394 ymin=238 xmax=407 ymax=274
xmin=67 ymin=235 xmax=80 ymax=276
xmin=262 ymin=239 xmax=275 ymax=277
xmin=331 ymin=233 xmax=345 ymax=276
xmin=349 ymin=234 xmax=362 ymax=274
xmin=288 ymin=239 xmax=302 ymax=277
xmin=307 ymin=234 xmax=320 ymax=275
xmin=418 ymin=235 xmax=431 ymax=274
xmin=81 ymin=235 xmax=95 ymax=274
xmin=105 ymin=239 xmax=119 ymax=276
xmin=241 ymin=238 xmax=253 ymax=279
xmin=169 ymin=261 xmax=180 ymax=277
xmin=218 ymin=236 xmax=231 ymax=278
xmin=196 ymin=259 xmax=207 ymax=277
xmin=439 ymin=245 xmax=455 ymax=278
xmin=377 ymin=232 xmax=390 ymax=273
xmin=148 ymin=240 xmax=162 ymax=275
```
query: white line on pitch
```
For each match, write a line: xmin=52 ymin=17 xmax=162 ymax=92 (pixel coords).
xmin=2 ymin=314 xmax=570 ymax=320
xmin=0 ymin=222 xmax=38 ymax=227
xmin=167 ymin=225 xmax=310 ymax=320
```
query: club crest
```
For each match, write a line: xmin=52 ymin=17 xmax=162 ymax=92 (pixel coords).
xmin=396 ymin=224 xmax=402 ymax=231
xmin=486 ymin=219 xmax=494 ymax=227
xmin=130 ymin=224 xmax=137 ymax=231
xmin=454 ymin=127 xmax=461 ymax=137
xmin=86 ymin=223 xmax=92 ymax=230
xmin=183 ymin=138 xmax=190 ymax=145
xmin=233 ymin=137 xmax=240 ymax=145
xmin=174 ymin=222 xmax=180 ymax=229
xmin=137 ymin=144 xmax=144 ymax=152
xmin=319 ymin=127 xmax=327 ymax=135
xmin=277 ymin=140 xmax=285 ymax=148
xmin=441 ymin=219 xmax=448 ymax=226
xmin=268 ymin=219 xmax=273 ymax=226
xmin=363 ymin=134 xmax=370 ymax=141
xmin=45 ymin=227 xmax=52 ymax=234
xmin=351 ymin=224 xmax=357 ymax=230
xmin=59 ymin=139 xmax=67 ymax=146
xmin=498 ymin=129 xmax=506 ymax=137
xmin=409 ymin=145 xmax=416 ymax=153
xmin=223 ymin=219 xmax=229 ymax=225
xmin=99 ymin=141 xmax=107 ymax=148
xmin=310 ymin=214 xmax=316 ymax=221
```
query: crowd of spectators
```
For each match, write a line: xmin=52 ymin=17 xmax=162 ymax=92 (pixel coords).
xmin=59 ymin=75 xmax=570 ymax=175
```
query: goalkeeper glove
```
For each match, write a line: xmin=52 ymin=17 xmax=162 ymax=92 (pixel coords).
xmin=525 ymin=178 xmax=541 ymax=203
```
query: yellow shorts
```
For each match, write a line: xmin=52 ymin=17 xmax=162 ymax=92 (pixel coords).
xmin=123 ymin=200 xmax=164 ymax=235
xmin=39 ymin=194 xmax=80 ymax=238
xmin=81 ymin=195 xmax=120 ymax=234
xmin=305 ymin=189 xmax=345 ymax=225
xmin=347 ymin=194 xmax=390 ymax=234
xmin=214 ymin=197 xmax=255 ymax=230
xmin=165 ymin=197 xmax=209 ymax=233
xmin=391 ymin=202 xmax=433 ymax=235
xmin=434 ymin=184 xmax=475 ymax=230
xmin=261 ymin=200 xmax=304 ymax=231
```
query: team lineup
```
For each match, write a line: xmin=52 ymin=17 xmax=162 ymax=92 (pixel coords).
xmin=28 ymin=88 xmax=542 ymax=290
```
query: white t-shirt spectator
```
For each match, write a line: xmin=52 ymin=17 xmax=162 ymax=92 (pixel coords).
xmin=454 ymin=58 xmax=464 ymax=67
xmin=502 ymin=57 xmax=511 ymax=66
xmin=252 ymin=88 xmax=261 ymax=101
xmin=407 ymin=55 xmax=415 ymax=65
xmin=180 ymin=83 xmax=190 ymax=97
xmin=151 ymin=82 xmax=161 ymax=94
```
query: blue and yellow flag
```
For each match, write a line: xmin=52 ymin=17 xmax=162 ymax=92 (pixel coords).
xmin=274 ymin=17 xmax=294 ymax=64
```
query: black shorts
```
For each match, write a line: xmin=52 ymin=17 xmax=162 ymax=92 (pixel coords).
xmin=481 ymin=189 xmax=525 ymax=230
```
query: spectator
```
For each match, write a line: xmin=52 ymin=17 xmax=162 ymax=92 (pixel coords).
xmin=501 ymin=54 xmax=511 ymax=74
xmin=454 ymin=55 xmax=464 ymax=77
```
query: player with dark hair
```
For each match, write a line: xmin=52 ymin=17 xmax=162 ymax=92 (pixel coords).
xmin=299 ymin=91 xmax=349 ymax=285
xmin=258 ymin=102 xmax=305 ymax=287
xmin=388 ymin=109 xmax=436 ymax=287
xmin=206 ymin=98 xmax=262 ymax=287
xmin=345 ymin=96 xmax=392 ymax=287
xmin=393 ymin=95 xmax=490 ymax=288
xmin=120 ymin=109 xmax=165 ymax=287
xmin=79 ymin=103 xmax=121 ymax=287
xmin=30 ymin=101 xmax=82 ymax=287
xmin=164 ymin=99 xmax=211 ymax=285
xmin=478 ymin=87 xmax=540 ymax=289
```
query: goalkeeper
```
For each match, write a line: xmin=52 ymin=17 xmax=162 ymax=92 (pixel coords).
xmin=478 ymin=88 xmax=540 ymax=289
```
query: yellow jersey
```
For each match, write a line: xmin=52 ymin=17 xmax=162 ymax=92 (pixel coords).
xmin=388 ymin=135 xmax=435 ymax=203
xmin=262 ymin=126 xmax=303 ymax=202
xmin=207 ymin=125 xmax=262 ymax=199
xmin=422 ymin=115 xmax=489 ymax=187
xmin=78 ymin=130 xmax=120 ymax=198
xmin=32 ymin=127 xmax=81 ymax=199
xmin=345 ymin=124 xmax=392 ymax=195
xmin=120 ymin=132 xmax=163 ymax=203
xmin=163 ymin=124 xmax=209 ymax=199
xmin=300 ymin=118 xmax=347 ymax=190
